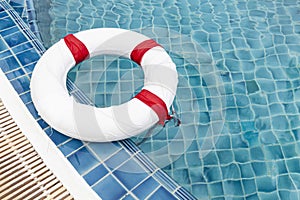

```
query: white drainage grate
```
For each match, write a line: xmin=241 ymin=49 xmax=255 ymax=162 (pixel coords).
xmin=0 ymin=101 xmax=74 ymax=200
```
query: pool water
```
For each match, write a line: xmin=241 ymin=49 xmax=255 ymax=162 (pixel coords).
xmin=34 ymin=0 xmax=300 ymax=199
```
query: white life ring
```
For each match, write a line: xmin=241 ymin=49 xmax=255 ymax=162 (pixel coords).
xmin=30 ymin=28 xmax=178 ymax=142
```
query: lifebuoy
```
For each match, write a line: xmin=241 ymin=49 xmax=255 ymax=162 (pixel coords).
xmin=30 ymin=28 xmax=178 ymax=142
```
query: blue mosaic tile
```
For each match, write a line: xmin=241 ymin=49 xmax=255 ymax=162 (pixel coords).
xmin=250 ymin=147 xmax=265 ymax=161
xmin=44 ymin=128 xmax=70 ymax=145
xmin=0 ymin=16 xmax=16 ymax=30
xmin=36 ymin=118 xmax=49 ymax=130
xmin=286 ymin=158 xmax=300 ymax=173
xmin=185 ymin=152 xmax=200 ymax=168
xmin=208 ymin=182 xmax=223 ymax=197
xmin=252 ymin=106 xmax=269 ymax=118
xmin=3 ymin=31 xmax=27 ymax=47
xmin=239 ymin=163 xmax=255 ymax=178
xmin=259 ymin=131 xmax=277 ymax=145
xmin=242 ymin=179 xmax=257 ymax=195
xmin=0 ymin=56 xmax=20 ymax=73
xmin=191 ymin=184 xmax=208 ymax=199
xmin=11 ymin=41 xmax=34 ymax=54
xmin=83 ymin=164 xmax=109 ymax=186
xmin=256 ymin=176 xmax=276 ymax=193
xmin=188 ymin=168 xmax=204 ymax=183
xmin=5 ymin=68 xmax=26 ymax=80
xmin=171 ymin=155 xmax=188 ymax=169
xmin=282 ymin=143 xmax=298 ymax=158
xmin=113 ymin=158 xmax=148 ymax=190
xmin=0 ymin=39 xmax=9 ymax=50
xmin=104 ymin=149 xmax=131 ymax=170
xmin=0 ymin=49 xmax=12 ymax=58
xmin=234 ymin=149 xmax=250 ymax=163
xmin=88 ymin=142 xmax=121 ymax=161
xmin=58 ymin=139 xmax=84 ymax=156
xmin=10 ymin=75 xmax=30 ymax=94
xmin=246 ymin=193 xmax=259 ymax=200
xmin=92 ymin=175 xmax=127 ymax=200
xmin=231 ymin=134 xmax=249 ymax=148
xmin=25 ymin=102 xmax=39 ymax=119
xmin=172 ymin=168 xmax=190 ymax=185
xmin=223 ymin=180 xmax=244 ymax=196
xmin=283 ymin=103 xmax=298 ymax=114
xmin=23 ymin=62 xmax=36 ymax=73
xmin=264 ymin=145 xmax=284 ymax=160
xmin=222 ymin=163 xmax=241 ymax=180
xmin=132 ymin=177 xmax=159 ymax=199
xmin=19 ymin=91 xmax=32 ymax=104
xmin=202 ymin=151 xmax=219 ymax=166
xmin=258 ymin=191 xmax=279 ymax=200
xmin=278 ymin=175 xmax=296 ymax=190
xmin=251 ymin=162 xmax=267 ymax=177
xmin=0 ymin=26 xmax=19 ymax=38
xmin=290 ymin=174 xmax=300 ymax=190
xmin=204 ymin=166 xmax=222 ymax=182
xmin=16 ymin=48 xmax=40 ymax=65
xmin=147 ymin=186 xmax=177 ymax=200
xmin=279 ymin=190 xmax=300 ymax=200
xmin=217 ymin=150 xmax=234 ymax=165
xmin=121 ymin=194 xmax=136 ymax=200
xmin=242 ymin=131 xmax=258 ymax=146
xmin=67 ymin=146 xmax=99 ymax=174
xmin=269 ymin=160 xmax=288 ymax=174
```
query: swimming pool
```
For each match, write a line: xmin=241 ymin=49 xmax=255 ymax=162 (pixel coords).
xmin=33 ymin=0 xmax=300 ymax=199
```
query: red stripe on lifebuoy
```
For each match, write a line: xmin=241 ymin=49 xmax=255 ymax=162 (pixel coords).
xmin=130 ymin=39 xmax=161 ymax=65
xmin=134 ymin=89 xmax=171 ymax=125
xmin=64 ymin=34 xmax=89 ymax=64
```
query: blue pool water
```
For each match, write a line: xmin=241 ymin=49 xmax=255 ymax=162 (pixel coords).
xmin=33 ymin=0 xmax=300 ymax=199
xmin=1 ymin=1 xmax=193 ymax=199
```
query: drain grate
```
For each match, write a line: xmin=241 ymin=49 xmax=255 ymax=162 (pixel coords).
xmin=0 ymin=101 xmax=74 ymax=200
